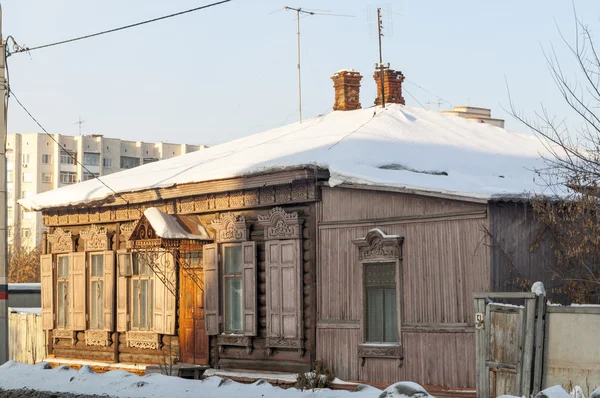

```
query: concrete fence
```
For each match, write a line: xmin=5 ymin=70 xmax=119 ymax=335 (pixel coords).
xmin=8 ymin=312 xmax=46 ymax=364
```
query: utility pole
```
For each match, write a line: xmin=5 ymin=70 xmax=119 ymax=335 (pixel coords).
xmin=0 ymin=5 xmax=9 ymax=364
xmin=376 ymin=7 xmax=385 ymax=108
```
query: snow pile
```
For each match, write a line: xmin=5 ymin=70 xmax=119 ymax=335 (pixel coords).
xmin=143 ymin=208 xmax=211 ymax=240
xmin=378 ymin=382 xmax=434 ymax=397
xmin=19 ymin=104 xmax=555 ymax=211
xmin=498 ymin=386 xmax=582 ymax=398
xmin=531 ymin=281 xmax=546 ymax=296
xmin=591 ymin=386 xmax=600 ymax=398
xmin=0 ymin=361 xmax=412 ymax=398
xmin=8 ymin=307 xmax=41 ymax=315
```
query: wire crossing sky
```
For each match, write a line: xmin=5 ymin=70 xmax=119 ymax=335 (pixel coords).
xmin=4 ymin=0 xmax=599 ymax=145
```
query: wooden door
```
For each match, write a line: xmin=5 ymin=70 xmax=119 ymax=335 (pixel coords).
xmin=179 ymin=256 xmax=209 ymax=365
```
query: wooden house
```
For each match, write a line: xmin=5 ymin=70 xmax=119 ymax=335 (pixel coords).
xmin=21 ymin=69 xmax=558 ymax=392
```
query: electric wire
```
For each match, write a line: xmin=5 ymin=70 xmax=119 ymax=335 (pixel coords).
xmin=403 ymin=88 xmax=427 ymax=110
xmin=9 ymin=89 xmax=131 ymax=205
xmin=7 ymin=0 xmax=232 ymax=56
xmin=405 ymin=79 xmax=454 ymax=107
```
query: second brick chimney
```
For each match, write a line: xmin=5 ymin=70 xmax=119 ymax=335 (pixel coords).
xmin=373 ymin=68 xmax=405 ymax=106
xmin=331 ymin=69 xmax=363 ymax=111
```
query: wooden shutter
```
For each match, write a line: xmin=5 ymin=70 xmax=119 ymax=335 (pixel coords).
xmin=116 ymin=250 xmax=130 ymax=332
xmin=154 ymin=252 xmax=165 ymax=334
xmin=266 ymin=240 xmax=301 ymax=338
xmin=164 ymin=252 xmax=176 ymax=335
xmin=40 ymin=254 xmax=54 ymax=330
xmin=266 ymin=241 xmax=281 ymax=337
xmin=242 ymin=241 xmax=257 ymax=336
xmin=70 ymin=252 xmax=87 ymax=330
xmin=203 ymin=244 xmax=219 ymax=335
xmin=103 ymin=251 xmax=115 ymax=331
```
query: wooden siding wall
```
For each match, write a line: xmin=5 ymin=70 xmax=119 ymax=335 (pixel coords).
xmin=196 ymin=204 xmax=316 ymax=373
xmin=9 ymin=312 xmax=47 ymax=364
xmin=317 ymin=187 xmax=489 ymax=388
xmin=488 ymin=202 xmax=562 ymax=302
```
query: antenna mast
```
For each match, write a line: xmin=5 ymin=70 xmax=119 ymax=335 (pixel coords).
xmin=74 ymin=116 xmax=85 ymax=135
xmin=282 ymin=6 xmax=354 ymax=124
xmin=376 ymin=7 xmax=386 ymax=108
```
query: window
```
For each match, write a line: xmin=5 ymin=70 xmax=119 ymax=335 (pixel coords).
xmin=22 ymin=172 xmax=32 ymax=183
xmin=42 ymin=173 xmax=52 ymax=183
xmin=223 ymin=245 xmax=243 ymax=332
xmin=60 ymin=171 xmax=77 ymax=184
xmin=143 ymin=157 xmax=159 ymax=164
xmin=83 ymin=152 xmax=100 ymax=166
xmin=83 ymin=172 xmax=99 ymax=181
xmin=90 ymin=253 xmax=104 ymax=329
xmin=131 ymin=253 xmax=154 ymax=330
xmin=22 ymin=228 xmax=32 ymax=238
xmin=120 ymin=156 xmax=140 ymax=169
xmin=22 ymin=154 xmax=30 ymax=164
xmin=57 ymin=255 xmax=70 ymax=328
xmin=364 ymin=263 xmax=398 ymax=343
xmin=42 ymin=154 xmax=52 ymax=164
xmin=103 ymin=158 xmax=112 ymax=168
xmin=60 ymin=151 xmax=76 ymax=165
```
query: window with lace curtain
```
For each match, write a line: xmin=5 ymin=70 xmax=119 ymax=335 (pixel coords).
xmin=364 ymin=262 xmax=398 ymax=343
xmin=89 ymin=253 xmax=104 ymax=329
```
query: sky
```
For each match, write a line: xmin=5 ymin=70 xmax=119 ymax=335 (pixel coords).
xmin=3 ymin=0 xmax=599 ymax=146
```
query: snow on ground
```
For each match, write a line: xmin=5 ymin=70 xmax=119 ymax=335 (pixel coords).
xmin=0 ymin=361 xmax=431 ymax=398
xmin=20 ymin=104 xmax=556 ymax=211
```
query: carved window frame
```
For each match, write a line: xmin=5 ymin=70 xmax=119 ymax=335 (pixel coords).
xmin=352 ymin=228 xmax=405 ymax=367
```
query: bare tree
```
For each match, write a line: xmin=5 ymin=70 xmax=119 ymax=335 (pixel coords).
xmin=8 ymin=228 xmax=41 ymax=283
xmin=508 ymin=8 xmax=600 ymax=302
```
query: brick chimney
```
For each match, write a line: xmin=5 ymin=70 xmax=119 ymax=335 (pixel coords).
xmin=331 ymin=69 xmax=363 ymax=111
xmin=373 ymin=68 xmax=405 ymax=106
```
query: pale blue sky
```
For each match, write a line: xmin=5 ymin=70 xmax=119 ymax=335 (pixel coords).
xmin=3 ymin=0 xmax=598 ymax=145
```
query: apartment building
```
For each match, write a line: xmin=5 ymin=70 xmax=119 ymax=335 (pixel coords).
xmin=7 ymin=133 xmax=205 ymax=250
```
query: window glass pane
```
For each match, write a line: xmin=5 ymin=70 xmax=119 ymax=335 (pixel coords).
xmin=98 ymin=281 xmax=104 ymax=329
xmin=58 ymin=281 xmax=65 ymax=326
xmin=91 ymin=280 xmax=98 ymax=328
xmin=132 ymin=280 xmax=139 ymax=328
xmin=365 ymin=262 xmax=397 ymax=343
xmin=225 ymin=277 xmax=242 ymax=331
xmin=141 ymin=280 xmax=148 ymax=329
xmin=224 ymin=246 xmax=242 ymax=274
xmin=149 ymin=280 xmax=154 ymax=329
xmin=58 ymin=256 xmax=69 ymax=277
xmin=65 ymin=283 xmax=70 ymax=326
xmin=367 ymin=288 xmax=383 ymax=342
xmin=384 ymin=288 xmax=398 ymax=342
xmin=91 ymin=254 xmax=104 ymax=276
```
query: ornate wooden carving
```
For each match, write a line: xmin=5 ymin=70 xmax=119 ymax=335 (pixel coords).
xmin=244 ymin=190 xmax=259 ymax=206
xmin=127 ymin=332 xmax=160 ymax=349
xmin=131 ymin=217 xmax=157 ymax=241
xmin=258 ymin=207 xmax=302 ymax=240
xmin=358 ymin=344 xmax=403 ymax=366
xmin=352 ymin=229 xmax=404 ymax=261
xmin=48 ymin=228 xmax=75 ymax=253
xmin=120 ymin=223 xmax=135 ymax=241
xmin=180 ymin=198 xmax=195 ymax=213
xmin=195 ymin=196 xmax=209 ymax=211
xmin=80 ymin=225 xmax=110 ymax=251
xmin=215 ymin=193 xmax=229 ymax=209
xmin=211 ymin=213 xmax=248 ymax=243
xmin=217 ymin=335 xmax=253 ymax=354
xmin=265 ymin=337 xmax=304 ymax=356
xmin=260 ymin=186 xmax=275 ymax=204
xmin=53 ymin=329 xmax=76 ymax=345
xmin=230 ymin=190 xmax=244 ymax=208
xmin=85 ymin=330 xmax=111 ymax=347
xmin=275 ymin=185 xmax=291 ymax=202
xmin=291 ymin=182 xmax=308 ymax=201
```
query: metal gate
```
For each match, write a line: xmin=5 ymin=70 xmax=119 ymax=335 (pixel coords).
xmin=474 ymin=292 xmax=546 ymax=398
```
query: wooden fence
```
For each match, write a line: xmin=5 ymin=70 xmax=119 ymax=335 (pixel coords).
xmin=8 ymin=312 xmax=47 ymax=364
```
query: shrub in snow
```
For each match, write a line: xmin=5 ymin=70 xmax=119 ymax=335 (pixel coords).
xmin=295 ymin=360 xmax=334 ymax=391
xmin=378 ymin=382 xmax=432 ymax=398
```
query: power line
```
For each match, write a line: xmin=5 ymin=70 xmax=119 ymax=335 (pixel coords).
xmin=404 ymin=88 xmax=427 ymax=110
xmin=7 ymin=0 xmax=232 ymax=56
xmin=405 ymin=79 xmax=454 ymax=107
xmin=9 ymin=89 xmax=131 ymax=205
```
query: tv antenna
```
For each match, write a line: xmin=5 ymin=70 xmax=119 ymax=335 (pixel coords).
xmin=425 ymin=99 xmax=443 ymax=111
xmin=74 ymin=116 xmax=85 ymax=135
xmin=281 ymin=6 xmax=354 ymax=124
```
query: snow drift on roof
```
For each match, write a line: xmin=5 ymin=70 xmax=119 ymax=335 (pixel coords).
xmin=19 ymin=104 xmax=553 ymax=211
xmin=143 ymin=208 xmax=211 ymax=240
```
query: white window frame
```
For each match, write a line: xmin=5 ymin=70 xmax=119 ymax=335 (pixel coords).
xmin=130 ymin=253 xmax=154 ymax=331
xmin=57 ymin=255 xmax=70 ymax=329
xmin=221 ymin=243 xmax=243 ymax=333
xmin=41 ymin=154 xmax=52 ymax=164
xmin=89 ymin=253 xmax=105 ymax=330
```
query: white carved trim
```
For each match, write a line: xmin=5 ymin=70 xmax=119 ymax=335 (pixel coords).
xmin=79 ymin=224 xmax=110 ymax=251
xmin=85 ymin=330 xmax=111 ymax=347
xmin=53 ymin=329 xmax=76 ymax=345
xmin=48 ymin=228 xmax=75 ymax=253
xmin=211 ymin=213 xmax=248 ymax=243
xmin=257 ymin=207 xmax=302 ymax=240
xmin=352 ymin=229 xmax=404 ymax=260
xmin=126 ymin=331 xmax=160 ymax=350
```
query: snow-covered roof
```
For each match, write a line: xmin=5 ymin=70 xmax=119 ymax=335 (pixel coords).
xmin=143 ymin=208 xmax=211 ymax=241
xmin=8 ymin=283 xmax=41 ymax=291
xmin=19 ymin=104 xmax=552 ymax=211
